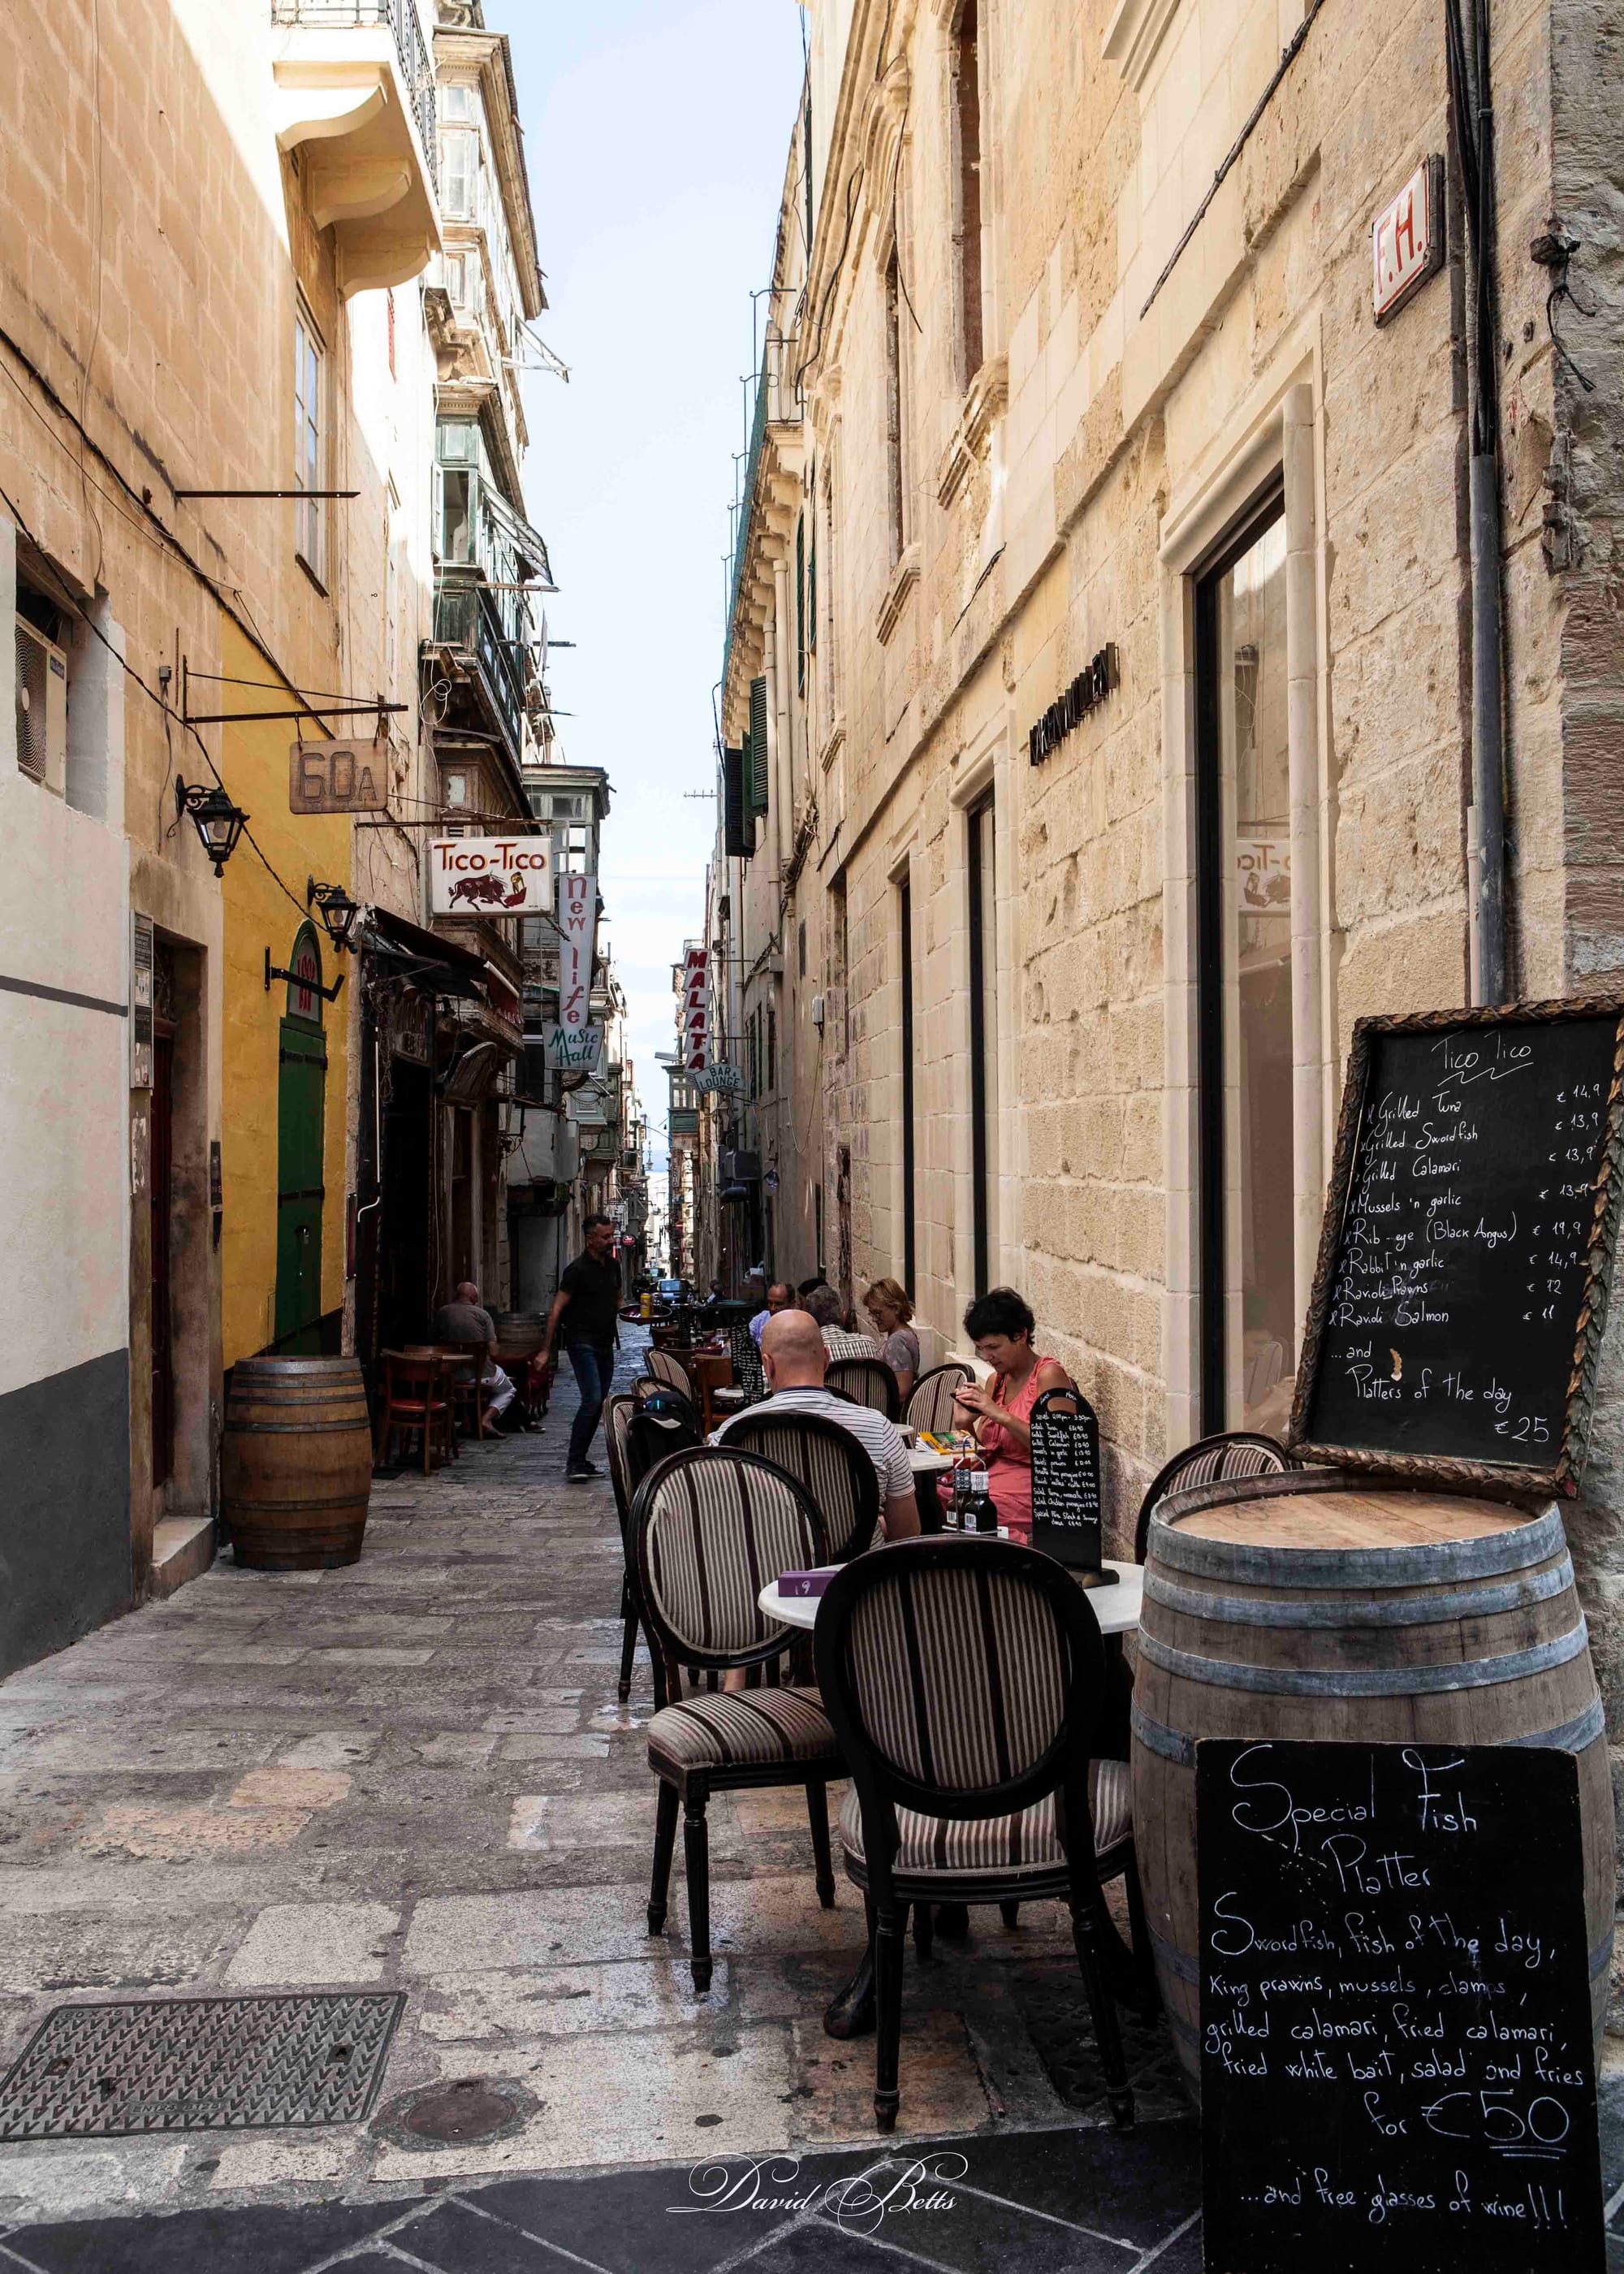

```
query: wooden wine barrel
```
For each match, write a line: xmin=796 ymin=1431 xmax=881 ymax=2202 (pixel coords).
xmin=490 ymin=1312 xmax=546 ymax=1360
xmin=1129 ymin=1470 xmax=1613 ymax=2099
xmin=222 ymin=1356 xmax=373 ymax=1571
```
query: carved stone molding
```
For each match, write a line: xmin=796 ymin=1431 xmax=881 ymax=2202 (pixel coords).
xmin=936 ymin=353 xmax=1009 ymax=506
xmin=874 ymin=543 xmax=921 ymax=646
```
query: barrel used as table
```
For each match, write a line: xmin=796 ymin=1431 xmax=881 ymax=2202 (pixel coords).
xmin=221 ymin=1355 xmax=373 ymax=1571
xmin=489 ymin=1312 xmax=547 ymax=1362
xmin=1129 ymin=1469 xmax=1614 ymax=2098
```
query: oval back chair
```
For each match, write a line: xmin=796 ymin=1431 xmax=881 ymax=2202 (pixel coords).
xmin=1132 ymin=1431 xmax=1294 ymax=1564
xmin=905 ymin=1362 xmax=974 ymax=1436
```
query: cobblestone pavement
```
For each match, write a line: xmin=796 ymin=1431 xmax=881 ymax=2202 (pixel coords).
xmin=0 ymin=1337 xmax=1614 ymax=2269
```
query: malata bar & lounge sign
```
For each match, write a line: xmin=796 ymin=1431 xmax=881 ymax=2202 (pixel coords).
xmin=1027 ymin=644 xmax=1117 ymax=764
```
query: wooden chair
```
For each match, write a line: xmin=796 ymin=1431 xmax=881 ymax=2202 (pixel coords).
xmin=905 ymin=1362 xmax=975 ymax=1435
xmin=814 ymin=1536 xmax=1143 ymax=2133
xmin=1133 ymin=1431 xmax=1294 ymax=1564
xmin=634 ymin=1446 xmax=844 ymax=1992
xmin=374 ymin=1352 xmax=453 ymax=1474
xmin=438 ymin=1339 xmax=495 ymax=1441
xmin=825 ymin=1355 xmax=901 ymax=1421
xmin=716 ymin=1407 xmax=881 ymax=1563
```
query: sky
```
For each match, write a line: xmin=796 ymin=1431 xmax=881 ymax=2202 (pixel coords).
xmin=501 ymin=0 xmax=808 ymax=1166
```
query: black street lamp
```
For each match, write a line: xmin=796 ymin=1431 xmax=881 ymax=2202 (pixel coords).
xmin=307 ymin=877 xmax=361 ymax=954
xmin=174 ymin=776 xmax=248 ymax=876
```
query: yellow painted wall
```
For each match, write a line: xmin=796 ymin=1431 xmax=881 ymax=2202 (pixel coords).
xmin=220 ymin=617 xmax=352 ymax=1367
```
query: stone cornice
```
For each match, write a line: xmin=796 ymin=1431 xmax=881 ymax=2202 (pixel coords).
xmin=936 ymin=353 xmax=1009 ymax=506
xmin=874 ymin=543 xmax=921 ymax=646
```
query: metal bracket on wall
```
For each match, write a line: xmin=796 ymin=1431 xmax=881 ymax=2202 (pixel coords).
xmin=265 ymin=946 xmax=345 ymax=1002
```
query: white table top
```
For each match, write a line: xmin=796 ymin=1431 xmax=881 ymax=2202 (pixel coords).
xmin=907 ymin=1444 xmax=955 ymax=1474
xmin=760 ymin=1558 xmax=1144 ymax=1635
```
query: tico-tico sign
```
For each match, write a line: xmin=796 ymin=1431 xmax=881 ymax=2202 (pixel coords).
xmin=1027 ymin=645 xmax=1117 ymax=764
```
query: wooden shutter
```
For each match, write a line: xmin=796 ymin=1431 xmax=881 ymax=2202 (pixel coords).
xmin=749 ymin=675 xmax=770 ymax=814
xmin=723 ymin=746 xmax=752 ymax=858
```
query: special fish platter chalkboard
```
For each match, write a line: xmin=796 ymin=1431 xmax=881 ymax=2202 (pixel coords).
xmin=1289 ymin=999 xmax=1624 ymax=1493
xmin=1198 ymin=1739 xmax=1604 ymax=2274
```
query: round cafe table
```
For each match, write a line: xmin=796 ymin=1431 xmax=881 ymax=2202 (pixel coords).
xmin=758 ymin=1558 xmax=1144 ymax=1635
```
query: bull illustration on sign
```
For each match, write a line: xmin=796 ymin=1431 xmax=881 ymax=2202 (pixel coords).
xmin=447 ymin=872 xmax=529 ymax=911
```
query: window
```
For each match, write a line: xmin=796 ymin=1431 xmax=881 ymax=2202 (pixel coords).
xmin=967 ymin=797 xmax=998 ymax=1292
xmin=899 ymin=874 xmax=917 ymax=1296
xmin=443 ymin=772 xmax=468 ymax=808
xmin=767 ymin=1004 xmax=777 ymax=1094
xmin=798 ymin=918 xmax=807 ymax=979
xmin=440 ymin=128 xmax=479 ymax=220
xmin=440 ymin=469 xmax=474 ymax=563
xmin=952 ymin=1 xmax=985 ymax=384
xmin=387 ymin=287 xmax=396 ymax=379
xmin=884 ymin=249 xmax=906 ymax=567
xmin=1195 ymin=491 xmax=1291 ymax=1433
xmin=294 ymin=313 xmax=323 ymax=580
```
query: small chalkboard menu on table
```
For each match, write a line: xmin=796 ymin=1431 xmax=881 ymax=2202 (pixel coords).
xmin=1199 ymin=1739 xmax=1603 ymax=2272
xmin=1029 ymin=1386 xmax=1115 ymax=1582
xmin=1289 ymin=997 xmax=1624 ymax=1494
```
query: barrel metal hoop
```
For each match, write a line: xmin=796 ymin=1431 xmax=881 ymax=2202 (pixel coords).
xmin=1130 ymin=1703 xmax=1195 ymax=1767
xmin=1146 ymin=1506 xmax=1566 ymax=1589
xmin=226 ymin=1493 xmax=370 ymax=1513
xmin=226 ymin=1420 xmax=370 ymax=1433
xmin=1149 ymin=1923 xmax=1199 ymax=1984
xmin=1134 ymin=1618 xmax=1589 ymax=1697
xmin=1503 ymin=1696 xmax=1608 ymax=1754
xmin=1142 ymin=1558 xmax=1575 ymax=1630
xmin=1134 ymin=1692 xmax=1605 ymax=1767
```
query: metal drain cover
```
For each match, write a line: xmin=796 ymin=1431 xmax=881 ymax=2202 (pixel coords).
xmin=373 ymin=2075 xmax=538 ymax=2150
xmin=0 ymin=1994 xmax=404 ymax=2139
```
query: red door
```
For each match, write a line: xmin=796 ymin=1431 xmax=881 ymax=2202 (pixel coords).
xmin=150 ymin=1033 xmax=175 ymax=1486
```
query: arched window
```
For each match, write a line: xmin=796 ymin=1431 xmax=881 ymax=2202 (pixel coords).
xmin=285 ymin=921 xmax=325 ymax=1025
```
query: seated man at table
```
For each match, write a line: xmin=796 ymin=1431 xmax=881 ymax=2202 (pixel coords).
xmin=429 ymin=1283 xmax=519 ymax=1428
xmin=802 ymin=1281 xmax=881 ymax=1362
xmin=717 ymin=1309 xmax=919 ymax=1541
xmin=749 ymin=1279 xmax=793 ymax=1347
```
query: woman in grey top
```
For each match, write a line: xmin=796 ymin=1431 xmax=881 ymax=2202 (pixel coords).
xmin=863 ymin=1278 xmax=920 ymax=1403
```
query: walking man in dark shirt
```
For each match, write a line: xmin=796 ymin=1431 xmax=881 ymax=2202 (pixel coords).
xmin=540 ymin=1213 xmax=623 ymax=1481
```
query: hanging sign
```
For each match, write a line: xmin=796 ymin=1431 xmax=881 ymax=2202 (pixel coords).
xmin=555 ymin=871 xmax=598 ymax=1031
xmin=538 ymin=1021 xmax=603 ymax=1070
xmin=429 ymin=836 xmax=552 ymax=916
xmin=682 ymin=945 xmax=709 ymax=1072
xmin=289 ymin=738 xmax=390 ymax=813
xmin=691 ymin=1062 xmax=744 ymax=1095
xmin=1198 ymin=1737 xmax=1604 ymax=2274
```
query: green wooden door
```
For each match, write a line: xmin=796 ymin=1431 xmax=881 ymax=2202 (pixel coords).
xmin=274 ymin=924 xmax=328 ymax=1353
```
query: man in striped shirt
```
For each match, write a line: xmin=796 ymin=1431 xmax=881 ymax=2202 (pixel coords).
xmin=716 ymin=1309 xmax=919 ymax=1540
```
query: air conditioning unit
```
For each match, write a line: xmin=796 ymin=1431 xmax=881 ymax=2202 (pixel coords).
xmin=14 ymin=617 xmax=67 ymax=794
xmin=719 ymin=1149 xmax=762 ymax=1183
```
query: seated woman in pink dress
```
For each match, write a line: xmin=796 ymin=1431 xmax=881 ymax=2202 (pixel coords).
xmin=945 ymin=1288 xmax=1071 ymax=1544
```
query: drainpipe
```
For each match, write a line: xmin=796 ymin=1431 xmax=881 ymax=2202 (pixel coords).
xmin=1449 ymin=0 xmax=1508 ymax=1004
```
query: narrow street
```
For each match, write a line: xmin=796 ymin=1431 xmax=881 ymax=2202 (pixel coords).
xmin=0 ymin=1340 xmax=1207 ymax=2268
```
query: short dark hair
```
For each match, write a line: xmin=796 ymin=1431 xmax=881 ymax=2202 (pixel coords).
xmin=797 ymin=1273 xmax=828 ymax=1296
xmin=583 ymin=1213 xmax=613 ymax=1234
xmin=963 ymin=1286 xmax=1036 ymax=1342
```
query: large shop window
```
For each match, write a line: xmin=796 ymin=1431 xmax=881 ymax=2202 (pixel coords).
xmin=1195 ymin=491 xmax=1293 ymax=1434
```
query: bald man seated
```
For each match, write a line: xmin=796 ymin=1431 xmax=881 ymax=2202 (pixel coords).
xmin=717 ymin=1308 xmax=920 ymax=1541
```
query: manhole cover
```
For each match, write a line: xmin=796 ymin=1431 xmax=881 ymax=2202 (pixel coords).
xmin=0 ymin=1994 xmax=404 ymax=2139
xmin=373 ymin=2076 xmax=539 ymax=2151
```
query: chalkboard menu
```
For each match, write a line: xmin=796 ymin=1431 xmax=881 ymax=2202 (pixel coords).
xmin=1030 ymin=1387 xmax=1107 ymax=1572
xmin=1291 ymin=1000 xmax=1624 ymax=1492
xmin=1198 ymin=1740 xmax=1603 ymax=2274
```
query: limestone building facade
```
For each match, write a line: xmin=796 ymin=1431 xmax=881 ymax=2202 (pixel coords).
xmin=709 ymin=0 xmax=1624 ymax=1749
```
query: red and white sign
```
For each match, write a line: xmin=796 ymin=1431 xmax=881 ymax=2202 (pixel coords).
xmin=1372 ymin=157 xmax=1444 ymax=326
xmin=430 ymin=835 xmax=552 ymax=916
xmin=556 ymin=871 xmax=597 ymax=1031
xmin=682 ymin=945 xmax=709 ymax=1071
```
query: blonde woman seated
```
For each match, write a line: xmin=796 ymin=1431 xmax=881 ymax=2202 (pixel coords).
xmin=948 ymin=1287 xmax=1069 ymax=1545
xmin=862 ymin=1277 xmax=920 ymax=1404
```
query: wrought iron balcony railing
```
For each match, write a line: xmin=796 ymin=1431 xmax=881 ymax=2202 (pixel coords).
xmin=270 ymin=0 xmax=438 ymax=192
xmin=434 ymin=578 xmax=526 ymax=760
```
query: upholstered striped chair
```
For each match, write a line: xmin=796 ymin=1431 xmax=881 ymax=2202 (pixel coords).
xmin=814 ymin=1536 xmax=1141 ymax=2134
xmin=633 ymin=1446 xmax=844 ymax=1993
xmin=646 ymin=1346 xmax=693 ymax=1396
xmin=605 ymin=1394 xmax=701 ymax=1705
xmin=905 ymin=1362 xmax=974 ymax=1436
xmin=825 ymin=1355 xmax=901 ymax=1422
xmin=1132 ymin=1431 xmax=1294 ymax=1563
xmin=715 ymin=1408 xmax=881 ymax=1563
